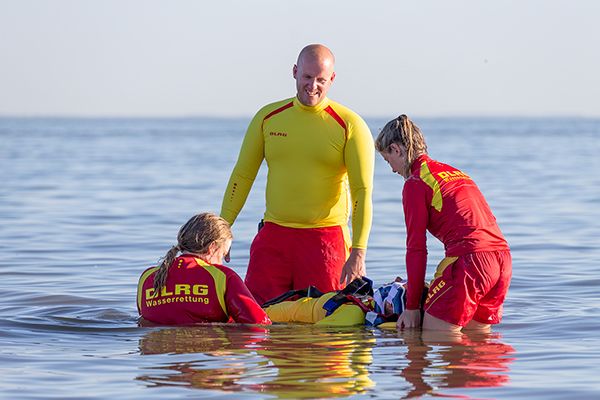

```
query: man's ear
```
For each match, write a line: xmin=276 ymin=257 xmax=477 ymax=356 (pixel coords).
xmin=330 ymin=71 xmax=336 ymax=82
xmin=293 ymin=64 xmax=298 ymax=79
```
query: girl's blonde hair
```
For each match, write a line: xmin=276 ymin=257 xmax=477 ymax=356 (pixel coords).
xmin=375 ymin=115 xmax=428 ymax=177
xmin=153 ymin=213 xmax=232 ymax=292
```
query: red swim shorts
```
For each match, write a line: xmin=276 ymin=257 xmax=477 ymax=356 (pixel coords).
xmin=424 ymin=250 xmax=512 ymax=326
xmin=244 ymin=222 xmax=349 ymax=306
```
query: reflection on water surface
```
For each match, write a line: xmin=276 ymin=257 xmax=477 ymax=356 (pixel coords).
xmin=136 ymin=324 xmax=513 ymax=398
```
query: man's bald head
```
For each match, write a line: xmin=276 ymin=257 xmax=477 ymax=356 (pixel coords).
xmin=296 ymin=44 xmax=335 ymax=68
xmin=293 ymin=44 xmax=336 ymax=107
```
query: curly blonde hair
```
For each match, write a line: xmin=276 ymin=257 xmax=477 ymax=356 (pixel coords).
xmin=153 ymin=213 xmax=232 ymax=292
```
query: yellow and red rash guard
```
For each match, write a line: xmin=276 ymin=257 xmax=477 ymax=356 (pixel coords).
xmin=137 ymin=254 xmax=271 ymax=325
xmin=403 ymin=154 xmax=509 ymax=309
xmin=220 ymin=97 xmax=374 ymax=249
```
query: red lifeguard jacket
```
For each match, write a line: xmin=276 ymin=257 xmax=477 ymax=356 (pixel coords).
xmin=137 ymin=254 xmax=271 ymax=325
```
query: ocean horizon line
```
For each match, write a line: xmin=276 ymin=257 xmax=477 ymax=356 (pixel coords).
xmin=1 ymin=113 xmax=599 ymax=121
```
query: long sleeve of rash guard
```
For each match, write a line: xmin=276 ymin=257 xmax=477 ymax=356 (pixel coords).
xmin=224 ymin=271 xmax=272 ymax=324
xmin=344 ymin=117 xmax=374 ymax=249
xmin=403 ymin=179 xmax=430 ymax=310
xmin=220 ymin=106 xmax=267 ymax=225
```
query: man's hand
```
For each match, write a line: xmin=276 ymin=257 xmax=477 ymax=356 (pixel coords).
xmin=339 ymin=248 xmax=366 ymax=286
xmin=396 ymin=309 xmax=421 ymax=330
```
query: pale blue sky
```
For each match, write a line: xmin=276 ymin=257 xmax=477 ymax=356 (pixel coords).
xmin=1 ymin=0 xmax=598 ymax=117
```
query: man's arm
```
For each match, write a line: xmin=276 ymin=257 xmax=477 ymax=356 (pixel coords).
xmin=220 ymin=111 xmax=265 ymax=225
xmin=340 ymin=116 xmax=374 ymax=285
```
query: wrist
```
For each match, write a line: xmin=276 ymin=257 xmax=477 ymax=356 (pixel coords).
xmin=350 ymin=248 xmax=366 ymax=257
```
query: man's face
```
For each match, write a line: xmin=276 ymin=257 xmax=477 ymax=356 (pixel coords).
xmin=293 ymin=56 xmax=335 ymax=107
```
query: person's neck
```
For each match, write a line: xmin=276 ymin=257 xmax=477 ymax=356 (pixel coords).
xmin=181 ymin=251 xmax=217 ymax=264
xmin=294 ymin=96 xmax=329 ymax=112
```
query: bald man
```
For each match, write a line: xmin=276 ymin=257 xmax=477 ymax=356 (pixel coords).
xmin=220 ymin=44 xmax=374 ymax=305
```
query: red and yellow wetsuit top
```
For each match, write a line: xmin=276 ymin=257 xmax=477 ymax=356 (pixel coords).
xmin=403 ymin=154 xmax=509 ymax=309
xmin=220 ymin=97 xmax=374 ymax=249
xmin=137 ymin=254 xmax=271 ymax=325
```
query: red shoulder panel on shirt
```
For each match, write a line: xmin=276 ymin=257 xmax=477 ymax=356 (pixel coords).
xmin=263 ymin=101 xmax=294 ymax=122
xmin=324 ymin=105 xmax=348 ymax=137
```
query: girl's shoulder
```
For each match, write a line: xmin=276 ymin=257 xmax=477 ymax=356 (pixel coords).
xmin=206 ymin=263 xmax=243 ymax=280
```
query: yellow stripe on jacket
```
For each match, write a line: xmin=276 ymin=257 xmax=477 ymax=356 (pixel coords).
xmin=196 ymin=257 xmax=228 ymax=315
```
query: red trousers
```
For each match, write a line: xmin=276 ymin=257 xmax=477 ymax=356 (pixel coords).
xmin=244 ymin=222 xmax=348 ymax=305
xmin=425 ymin=250 xmax=512 ymax=326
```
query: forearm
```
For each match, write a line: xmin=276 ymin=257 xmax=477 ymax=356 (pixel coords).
xmin=349 ymin=187 xmax=373 ymax=249
xmin=405 ymin=249 xmax=427 ymax=309
xmin=220 ymin=170 xmax=256 ymax=225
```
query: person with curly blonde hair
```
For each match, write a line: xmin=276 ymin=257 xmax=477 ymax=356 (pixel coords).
xmin=137 ymin=213 xmax=271 ymax=325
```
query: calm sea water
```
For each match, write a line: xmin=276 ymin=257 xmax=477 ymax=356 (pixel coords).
xmin=1 ymin=116 xmax=599 ymax=399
